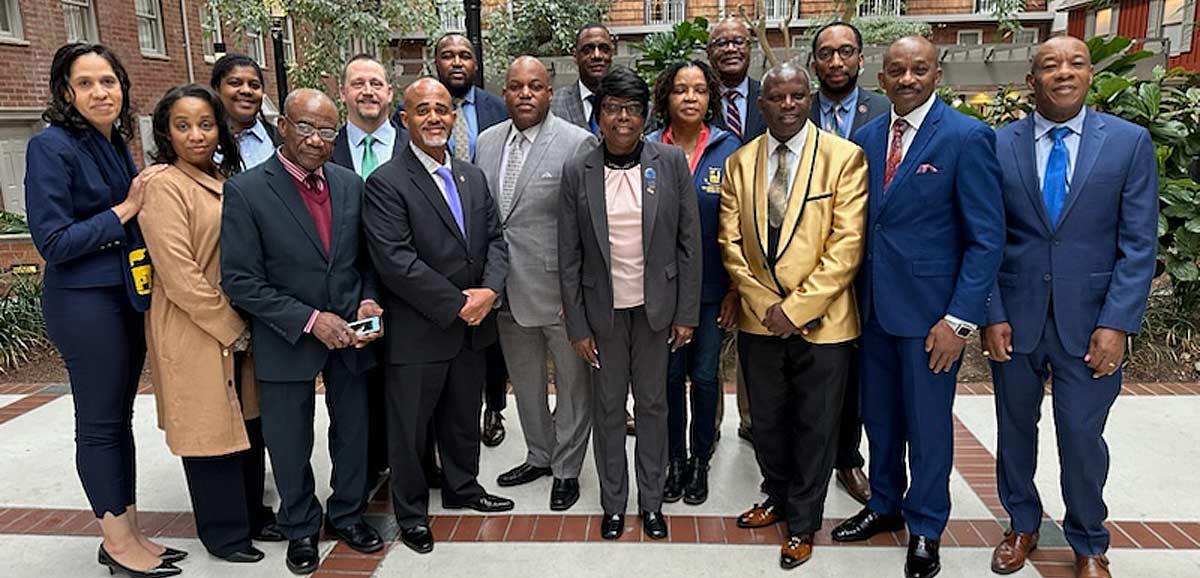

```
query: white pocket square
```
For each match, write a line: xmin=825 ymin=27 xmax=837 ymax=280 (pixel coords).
xmin=541 ymin=172 xmax=554 ymax=178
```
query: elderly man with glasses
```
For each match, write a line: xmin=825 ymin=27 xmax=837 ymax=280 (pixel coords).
xmin=707 ymin=17 xmax=767 ymax=144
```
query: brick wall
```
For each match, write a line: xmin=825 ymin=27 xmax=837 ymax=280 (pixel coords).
xmin=0 ymin=235 xmax=43 ymax=273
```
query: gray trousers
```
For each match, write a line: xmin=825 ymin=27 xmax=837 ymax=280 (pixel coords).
xmin=592 ymin=306 xmax=669 ymax=514
xmin=497 ymin=311 xmax=592 ymax=478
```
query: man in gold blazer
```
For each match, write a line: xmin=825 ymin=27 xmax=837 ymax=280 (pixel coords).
xmin=718 ymin=62 xmax=868 ymax=570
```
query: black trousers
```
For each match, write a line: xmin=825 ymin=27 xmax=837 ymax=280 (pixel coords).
xmin=484 ymin=340 xmax=508 ymax=412
xmin=364 ymin=365 xmax=389 ymax=481
xmin=259 ymin=354 xmax=370 ymax=539
xmin=836 ymin=343 xmax=866 ymax=469
xmin=739 ymin=332 xmax=852 ymax=536
xmin=387 ymin=345 xmax=486 ymax=528
xmin=43 ymin=285 xmax=143 ymax=519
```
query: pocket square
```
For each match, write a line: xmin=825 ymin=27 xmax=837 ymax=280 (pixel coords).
xmin=541 ymin=171 xmax=554 ymax=178
xmin=917 ymin=163 xmax=939 ymax=174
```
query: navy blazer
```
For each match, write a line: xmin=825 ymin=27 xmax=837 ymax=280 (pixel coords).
xmin=24 ymin=125 xmax=137 ymax=289
xmin=988 ymin=111 xmax=1158 ymax=356
xmin=220 ymin=155 xmax=378 ymax=382
xmin=854 ymin=98 xmax=1005 ymax=336
xmin=389 ymin=86 xmax=508 ymax=160
xmin=330 ymin=120 xmax=409 ymax=172
xmin=713 ymin=78 xmax=767 ymax=144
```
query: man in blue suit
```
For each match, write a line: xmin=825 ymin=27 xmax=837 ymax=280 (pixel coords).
xmin=983 ymin=36 xmax=1157 ymax=578
xmin=831 ymin=37 xmax=1005 ymax=578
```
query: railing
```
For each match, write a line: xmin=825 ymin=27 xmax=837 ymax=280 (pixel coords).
xmin=645 ymin=0 xmax=686 ymax=26
xmin=858 ymin=0 xmax=901 ymax=17
xmin=763 ymin=0 xmax=793 ymax=21
xmin=975 ymin=0 xmax=997 ymax=13
xmin=440 ymin=4 xmax=465 ymax=31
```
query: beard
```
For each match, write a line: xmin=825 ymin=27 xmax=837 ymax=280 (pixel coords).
xmin=424 ymin=133 xmax=449 ymax=148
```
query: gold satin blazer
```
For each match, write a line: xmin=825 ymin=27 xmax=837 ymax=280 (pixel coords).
xmin=718 ymin=122 xmax=869 ymax=343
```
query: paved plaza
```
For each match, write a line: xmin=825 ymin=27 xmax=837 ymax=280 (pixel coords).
xmin=1 ymin=383 xmax=1198 ymax=578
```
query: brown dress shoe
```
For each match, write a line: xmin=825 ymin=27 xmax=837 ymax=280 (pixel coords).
xmin=1075 ymin=554 xmax=1111 ymax=578
xmin=780 ymin=534 xmax=813 ymax=569
xmin=836 ymin=467 xmax=871 ymax=505
xmin=990 ymin=530 xmax=1038 ymax=574
xmin=737 ymin=500 xmax=783 ymax=528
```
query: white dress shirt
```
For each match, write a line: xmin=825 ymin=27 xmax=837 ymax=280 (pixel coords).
xmin=579 ymin=81 xmax=595 ymax=124
xmin=887 ymin=92 xmax=938 ymax=163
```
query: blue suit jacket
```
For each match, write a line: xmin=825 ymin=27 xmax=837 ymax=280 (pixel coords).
xmin=988 ymin=111 xmax=1157 ymax=356
xmin=854 ymin=98 xmax=1005 ymax=337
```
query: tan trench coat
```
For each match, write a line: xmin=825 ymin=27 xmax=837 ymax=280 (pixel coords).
xmin=141 ymin=161 xmax=259 ymax=457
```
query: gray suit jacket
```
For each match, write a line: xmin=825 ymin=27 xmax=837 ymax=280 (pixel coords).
xmin=808 ymin=88 xmax=891 ymax=138
xmin=558 ymin=141 xmax=702 ymax=341
xmin=550 ymin=82 xmax=590 ymax=131
xmin=477 ymin=113 xmax=597 ymax=327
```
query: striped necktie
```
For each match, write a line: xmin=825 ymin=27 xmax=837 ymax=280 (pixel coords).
xmin=724 ymin=90 xmax=743 ymax=139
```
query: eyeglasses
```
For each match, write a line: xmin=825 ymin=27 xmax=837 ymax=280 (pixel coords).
xmin=815 ymin=45 xmax=860 ymax=62
xmin=708 ymin=36 xmax=749 ymax=49
xmin=284 ymin=117 xmax=337 ymax=142
xmin=599 ymin=101 xmax=645 ymax=117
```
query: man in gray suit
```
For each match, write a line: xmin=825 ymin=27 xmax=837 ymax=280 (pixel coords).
xmin=476 ymin=57 xmax=598 ymax=511
xmin=550 ymin=23 xmax=613 ymax=135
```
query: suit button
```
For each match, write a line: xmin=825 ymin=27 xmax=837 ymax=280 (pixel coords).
xmin=1053 ymin=239 xmax=1061 ymax=246
xmin=467 ymin=258 xmax=475 ymax=265
xmin=874 ymin=224 xmax=882 ymax=231
xmin=1043 ymin=273 xmax=1052 ymax=282
xmin=867 ymin=253 xmax=873 ymax=261
xmin=222 ymin=349 xmax=230 ymax=357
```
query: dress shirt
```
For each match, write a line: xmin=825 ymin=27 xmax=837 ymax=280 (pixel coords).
xmin=217 ymin=118 xmax=275 ymax=170
xmin=410 ymin=141 xmax=457 ymax=210
xmin=346 ymin=119 xmax=396 ymax=177
xmin=605 ymin=165 xmax=646 ymax=309
xmin=721 ymin=76 xmax=750 ymax=128
xmin=579 ymin=81 xmax=595 ymax=125
xmin=498 ymin=121 xmax=543 ymax=197
xmin=1033 ymin=108 xmax=1086 ymax=193
xmin=818 ymin=87 xmax=859 ymax=140
xmin=449 ymin=85 xmax=480 ymax=161
xmin=764 ymin=124 xmax=809 ymax=204
xmin=886 ymin=93 xmax=937 ymax=163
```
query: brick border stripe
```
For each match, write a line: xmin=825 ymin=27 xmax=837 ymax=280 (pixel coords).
xmin=955 ymin=382 xmax=1200 ymax=396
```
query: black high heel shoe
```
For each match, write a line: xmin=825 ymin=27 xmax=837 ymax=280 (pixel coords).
xmin=158 ymin=547 xmax=188 ymax=564
xmin=98 ymin=545 xmax=182 ymax=577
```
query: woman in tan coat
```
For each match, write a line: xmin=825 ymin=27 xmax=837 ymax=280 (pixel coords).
xmin=139 ymin=84 xmax=265 ymax=564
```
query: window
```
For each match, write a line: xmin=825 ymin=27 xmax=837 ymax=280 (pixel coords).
xmin=136 ymin=0 xmax=166 ymax=55
xmin=1015 ymin=27 xmax=1039 ymax=44
xmin=975 ymin=0 xmax=996 ymax=13
xmin=1094 ymin=7 xmax=1115 ymax=37
xmin=645 ymin=0 xmax=686 ymax=25
xmin=62 ymin=0 xmax=98 ymax=43
xmin=440 ymin=1 xmax=465 ymax=31
xmin=0 ymin=0 xmax=23 ymax=40
xmin=858 ymin=0 xmax=901 ymax=17
xmin=957 ymin=30 xmax=983 ymax=45
xmin=341 ymin=36 xmax=379 ymax=60
xmin=281 ymin=17 xmax=295 ymax=65
xmin=200 ymin=3 xmax=223 ymax=61
xmin=246 ymin=27 xmax=265 ymax=66
xmin=1162 ymin=0 xmax=1191 ymax=56
xmin=763 ymin=0 xmax=794 ymax=20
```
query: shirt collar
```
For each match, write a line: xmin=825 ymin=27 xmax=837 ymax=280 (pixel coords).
xmin=579 ymin=81 xmax=594 ymax=101
xmin=819 ymin=87 xmax=859 ymax=114
xmin=276 ymin=149 xmax=325 ymax=183
xmin=409 ymin=141 xmax=451 ymax=175
xmin=454 ymin=85 xmax=477 ymax=105
xmin=890 ymin=92 xmax=937 ymax=132
xmin=347 ymin=119 xmax=396 ymax=148
xmin=722 ymin=76 xmax=750 ymax=99
xmin=507 ymin=120 xmax=543 ymax=147
xmin=766 ymin=122 xmax=809 ymax=158
xmin=1033 ymin=107 xmax=1087 ymax=141
xmin=241 ymin=118 xmax=270 ymax=143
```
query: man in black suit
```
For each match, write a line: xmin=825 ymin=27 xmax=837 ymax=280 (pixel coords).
xmin=806 ymin=21 xmax=891 ymax=508
xmin=550 ymin=23 xmax=613 ymax=134
xmin=221 ymin=89 xmax=384 ymax=575
xmin=708 ymin=17 xmax=767 ymax=144
xmin=363 ymin=77 xmax=514 ymax=555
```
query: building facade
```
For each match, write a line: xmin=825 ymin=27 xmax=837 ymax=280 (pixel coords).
xmin=1060 ymin=0 xmax=1198 ymax=71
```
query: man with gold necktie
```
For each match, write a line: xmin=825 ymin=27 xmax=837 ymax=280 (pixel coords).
xmin=718 ymin=61 xmax=868 ymax=570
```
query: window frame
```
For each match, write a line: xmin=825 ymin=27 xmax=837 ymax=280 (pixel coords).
xmin=135 ymin=0 xmax=167 ymax=56
xmin=0 ymin=0 xmax=24 ymax=41
xmin=957 ymin=29 xmax=984 ymax=45
xmin=200 ymin=3 xmax=224 ymax=63
xmin=62 ymin=0 xmax=100 ymax=44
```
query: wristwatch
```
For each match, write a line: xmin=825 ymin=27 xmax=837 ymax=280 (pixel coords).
xmin=945 ymin=316 xmax=975 ymax=338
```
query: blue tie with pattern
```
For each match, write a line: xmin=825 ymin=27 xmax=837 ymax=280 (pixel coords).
xmin=1043 ymin=126 xmax=1071 ymax=228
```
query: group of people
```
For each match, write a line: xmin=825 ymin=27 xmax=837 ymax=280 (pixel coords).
xmin=23 ymin=17 xmax=1156 ymax=578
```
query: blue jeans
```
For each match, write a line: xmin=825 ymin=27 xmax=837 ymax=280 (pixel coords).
xmin=666 ymin=302 xmax=722 ymax=461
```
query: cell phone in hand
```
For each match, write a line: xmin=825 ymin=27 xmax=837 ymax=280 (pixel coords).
xmin=348 ymin=316 xmax=381 ymax=337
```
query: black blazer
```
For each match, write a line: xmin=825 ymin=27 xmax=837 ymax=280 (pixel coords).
xmin=361 ymin=144 xmax=508 ymax=365
xmin=713 ymin=78 xmax=767 ymax=144
xmin=807 ymin=88 xmax=891 ymax=139
xmin=220 ymin=156 xmax=379 ymax=382
xmin=330 ymin=120 xmax=409 ymax=171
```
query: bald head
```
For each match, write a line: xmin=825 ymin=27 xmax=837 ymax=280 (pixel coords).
xmin=402 ymin=77 xmax=454 ymax=160
xmin=708 ymin=17 xmax=752 ymax=87
xmin=278 ymin=88 xmax=338 ymax=171
xmin=879 ymin=36 xmax=942 ymax=116
xmin=1028 ymin=34 xmax=1093 ymax=122
xmin=758 ymin=60 xmax=812 ymax=142
xmin=883 ymin=36 xmax=937 ymax=67
xmin=284 ymin=88 xmax=336 ymax=117
xmin=504 ymin=56 xmax=553 ymax=130
xmin=762 ymin=61 xmax=811 ymax=91
xmin=1031 ymin=35 xmax=1090 ymax=75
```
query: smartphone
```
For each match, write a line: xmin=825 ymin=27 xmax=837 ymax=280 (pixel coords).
xmin=348 ymin=316 xmax=381 ymax=337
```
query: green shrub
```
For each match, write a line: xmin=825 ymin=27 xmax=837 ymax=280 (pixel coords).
xmin=0 ymin=272 xmax=46 ymax=373
xmin=0 ymin=211 xmax=28 ymax=235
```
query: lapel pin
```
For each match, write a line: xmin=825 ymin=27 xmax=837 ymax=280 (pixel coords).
xmin=858 ymin=103 xmax=868 ymax=114
xmin=644 ymin=167 xmax=657 ymax=195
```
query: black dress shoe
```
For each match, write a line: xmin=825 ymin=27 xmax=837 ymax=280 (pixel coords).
xmin=445 ymin=492 xmax=515 ymax=513
xmin=497 ymin=462 xmax=552 ymax=487
xmin=285 ymin=534 xmax=320 ymax=575
xmin=663 ymin=459 xmax=686 ymax=503
xmin=642 ymin=510 xmax=668 ymax=540
xmin=253 ymin=521 xmax=287 ymax=542
xmin=683 ymin=457 xmax=709 ymax=505
xmin=737 ymin=425 xmax=753 ymax=443
xmin=831 ymin=507 xmax=905 ymax=542
xmin=157 ymin=546 xmax=188 ymax=564
xmin=550 ymin=478 xmax=580 ymax=511
xmin=600 ymin=513 xmax=625 ymax=540
xmin=482 ymin=410 xmax=506 ymax=447
xmin=325 ymin=518 xmax=383 ymax=553
xmin=218 ymin=545 xmax=265 ymax=563
xmin=400 ymin=524 xmax=434 ymax=554
xmin=905 ymin=535 xmax=941 ymax=578
xmin=98 ymin=546 xmax=181 ymax=578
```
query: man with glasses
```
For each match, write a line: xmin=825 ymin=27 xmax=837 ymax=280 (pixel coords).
xmin=552 ymin=23 xmax=615 ymax=134
xmin=806 ymin=21 xmax=890 ymax=508
xmin=707 ymin=18 xmax=766 ymax=144
xmin=222 ymin=89 xmax=385 ymax=574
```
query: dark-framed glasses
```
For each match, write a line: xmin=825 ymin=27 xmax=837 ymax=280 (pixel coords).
xmin=816 ymin=45 xmax=860 ymax=62
xmin=709 ymin=36 xmax=749 ymax=49
xmin=599 ymin=101 xmax=645 ymax=117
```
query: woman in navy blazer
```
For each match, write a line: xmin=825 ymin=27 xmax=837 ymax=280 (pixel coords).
xmin=646 ymin=60 xmax=742 ymax=507
xmin=24 ymin=44 xmax=182 ymax=577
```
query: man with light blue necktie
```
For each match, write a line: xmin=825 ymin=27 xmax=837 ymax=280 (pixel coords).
xmin=982 ymin=36 xmax=1157 ymax=578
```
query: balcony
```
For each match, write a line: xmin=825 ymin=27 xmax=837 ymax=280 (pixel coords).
xmin=645 ymin=0 xmax=686 ymax=26
xmin=762 ymin=0 xmax=794 ymax=21
xmin=975 ymin=0 xmax=997 ymax=13
xmin=440 ymin=3 xmax=465 ymax=32
xmin=858 ymin=0 xmax=902 ymax=17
